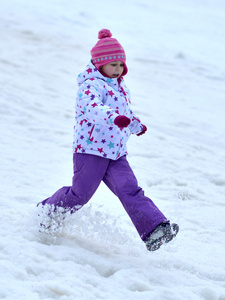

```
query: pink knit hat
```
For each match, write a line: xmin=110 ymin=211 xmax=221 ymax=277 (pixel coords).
xmin=91 ymin=29 xmax=128 ymax=76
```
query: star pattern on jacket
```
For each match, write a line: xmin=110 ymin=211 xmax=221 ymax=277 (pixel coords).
xmin=91 ymin=103 xmax=98 ymax=108
xmin=85 ymin=90 xmax=91 ymax=95
xmin=108 ymin=141 xmax=114 ymax=149
xmin=86 ymin=68 xmax=92 ymax=74
xmin=108 ymin=90 xmax=114 ymax=97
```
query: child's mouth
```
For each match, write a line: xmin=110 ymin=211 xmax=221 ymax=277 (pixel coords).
xmin=112 ymin=74 xmax=119 ymax=78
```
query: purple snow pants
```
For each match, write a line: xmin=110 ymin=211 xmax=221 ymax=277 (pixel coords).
xmin=40 ymin=153 xmax=167 ymax=241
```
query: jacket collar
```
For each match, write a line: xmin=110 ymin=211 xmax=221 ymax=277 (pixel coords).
xmin=77 ymin=61 xmax=124 ymax=89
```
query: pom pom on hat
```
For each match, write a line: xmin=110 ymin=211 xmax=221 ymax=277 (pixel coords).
xmin=98 ymin=29 xmax=112 ymax=39
xmin=91 ymin=29 xmax=128 ymax=76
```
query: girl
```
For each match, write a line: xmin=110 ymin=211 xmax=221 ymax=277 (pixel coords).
xmin=38 ymin=29 xmax=179 ymax=251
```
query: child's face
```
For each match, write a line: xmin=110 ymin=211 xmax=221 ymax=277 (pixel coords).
xmin=101 ymin=61 xmax=124 ymax=78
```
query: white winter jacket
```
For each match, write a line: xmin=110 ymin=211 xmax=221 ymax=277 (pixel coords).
xmin=73 ymin=61 xmax=144 ymax=160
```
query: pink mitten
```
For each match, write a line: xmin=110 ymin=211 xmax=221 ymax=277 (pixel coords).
xmin=114 ymin=115 xmax=131 ymax=129
xmin=137 ymin=124 xmax=147 ymax=136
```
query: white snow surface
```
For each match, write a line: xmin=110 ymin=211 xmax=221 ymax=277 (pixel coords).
xmin=1 ymin=0 xmax=225 ymax=299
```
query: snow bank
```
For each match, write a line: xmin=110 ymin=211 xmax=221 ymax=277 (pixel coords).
xmin=0 ymin=0 xmax=225 ymax=299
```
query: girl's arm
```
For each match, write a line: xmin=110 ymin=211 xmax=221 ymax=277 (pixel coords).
xmin=76 ymin=80 xmax=118 ymax=126
xmin=120 ymin=80 xmax=146 ymax=135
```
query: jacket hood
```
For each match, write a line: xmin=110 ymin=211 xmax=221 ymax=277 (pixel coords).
xmin=77 ymin=61 xmax=121 ymax=86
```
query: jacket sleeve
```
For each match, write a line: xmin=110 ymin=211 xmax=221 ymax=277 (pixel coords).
xmin=120 ymin=80 xmax=144 ymax=134
xmin=76 ymin=80 xmax=118 ymax=126
xmin=127 ymin=109 xmax=144 ymax=134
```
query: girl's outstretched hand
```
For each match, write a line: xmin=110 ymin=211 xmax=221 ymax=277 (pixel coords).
xmin=137 ymin=124 xmax=147 ymax=136
xmin=114 ymin=115 xmax=131 ymax=129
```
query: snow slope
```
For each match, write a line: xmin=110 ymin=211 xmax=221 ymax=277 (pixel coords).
xmin=0 ymin=0 xmax=225 ymax=299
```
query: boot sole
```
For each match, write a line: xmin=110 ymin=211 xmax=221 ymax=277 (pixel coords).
xmin=146 ymin=223 xmax=179 ymax=251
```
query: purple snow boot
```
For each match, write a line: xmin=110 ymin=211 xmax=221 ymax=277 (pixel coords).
xmin=145 ymin=223 xmax=179 ymax=251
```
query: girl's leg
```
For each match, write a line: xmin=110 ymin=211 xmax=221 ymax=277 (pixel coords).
xmin=40 ymin=153 xmax=109 ymax=212
xmin=103 ymin=155 xmax=167 ymax=241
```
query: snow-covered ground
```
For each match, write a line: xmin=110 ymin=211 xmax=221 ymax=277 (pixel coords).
xmin=1 ymin=0 xmax=225 ymax=299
